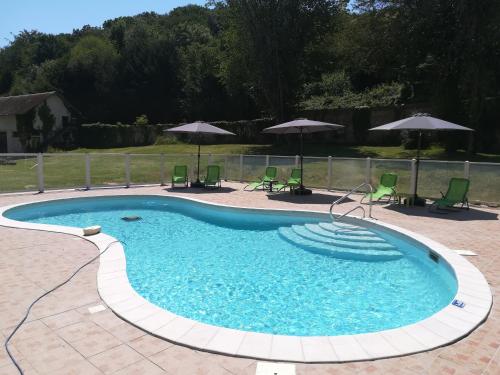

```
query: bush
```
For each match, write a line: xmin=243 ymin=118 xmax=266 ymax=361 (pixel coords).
xmin=134 ymin=114 xmax=149 ymax=126
xmin=300 ymin=82 xmax=404 ymax=111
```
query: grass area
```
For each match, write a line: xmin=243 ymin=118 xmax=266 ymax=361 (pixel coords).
xmin=2 ymin=143 xmax=499 ymax=202
xmin=71 ymin=143 xmax=500 ymax=162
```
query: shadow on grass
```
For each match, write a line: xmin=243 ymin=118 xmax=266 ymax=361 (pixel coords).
xmin=383 ymin=204 xmax=498 ymax=221
xmin=163 ymin=186 xmax=237 ymax=194
xmin=266 ymin=191 xmax=352 ymax=205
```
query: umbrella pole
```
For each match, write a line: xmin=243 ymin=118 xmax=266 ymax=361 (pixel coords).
xmin=300 ymin=128 xmax=304 ymax=189
xmin=197 ymin=142 xmax=201 ymax=183
xmin=293 ymin=128 xmax=311 ymax=195
xmin=411 ymin=130 xmax=425 ymax=206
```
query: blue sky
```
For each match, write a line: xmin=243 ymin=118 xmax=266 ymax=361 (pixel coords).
xmin=1 ymin=0 xmax=205 ymax=47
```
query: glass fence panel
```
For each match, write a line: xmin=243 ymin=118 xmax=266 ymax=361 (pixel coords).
xmin=469 ymin=163 xmax=500 ymax=203
xmin=242 ymin=155 xmax=267 ymax=182
xmin=331 ymin=158 xmax=366 ymax=191
xmin=129 ymin=154 xmax=162 ymax=185
xmin=223 ymin=155 xmax=242 ymax=181
xmin=302 ymin=157 xmax=329 ymax=189
xmin=90 ymin=153 xmax=126 ymax=187
xmin=44 ymin=153 xmax=86 ymax=190
xmin=268 ymin=156 xmax=297 ymax=182
xmin=0 ymin=154 xmax=38 ymax=193
xmin=417 ymin=161 xmax=464 ymax=198
xmin=208 ymin=154 xmax=228 ymax=180
xmin=371 ymin=159 xmax=412 ymax=195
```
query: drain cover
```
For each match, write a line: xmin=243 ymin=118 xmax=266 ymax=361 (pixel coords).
xmin=255 ymin=362 xmax=296 ymax=375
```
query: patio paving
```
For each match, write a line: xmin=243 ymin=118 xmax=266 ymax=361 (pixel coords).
xmin=0 ymin=183 xmax=498 ymax=374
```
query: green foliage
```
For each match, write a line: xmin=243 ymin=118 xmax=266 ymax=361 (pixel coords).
xmin=301 ymin=82 xmax=404 ymax=110
xmin=38 ymin=102 xmax=56 ymax=138
xmin=134 ymin=114 xmax=149 ymax=126
xmin=79 ymin=123 xmax=159 ymax=148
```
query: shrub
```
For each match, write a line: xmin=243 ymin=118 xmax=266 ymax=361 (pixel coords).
xmin=134 ymin=114 xmax=149 ymax=126
xmin=78 ymin=123 xmax=160 ymax=148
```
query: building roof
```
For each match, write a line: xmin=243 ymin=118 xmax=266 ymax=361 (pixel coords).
xmin=0 ymin=92 xmax=57 ymax=116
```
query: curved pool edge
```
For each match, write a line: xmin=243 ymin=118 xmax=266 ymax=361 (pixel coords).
xmin=0 ymin=194 xmax=492 ymax=363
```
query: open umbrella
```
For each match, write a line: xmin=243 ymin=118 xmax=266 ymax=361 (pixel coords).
xmin=369 ymin=113 xmax=473 ymax=205
xmin=165 ymin=122 xmax=235 ymax=187
xmin=262 ymin=119 xmax=344 ymax=195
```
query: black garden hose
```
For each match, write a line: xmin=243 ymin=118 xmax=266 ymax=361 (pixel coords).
xmin=3 ymin=239 xmax=124 ymax=375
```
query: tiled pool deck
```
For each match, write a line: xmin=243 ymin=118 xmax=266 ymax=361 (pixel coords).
xmin=0 ymin=183 xmax=498 ymax=374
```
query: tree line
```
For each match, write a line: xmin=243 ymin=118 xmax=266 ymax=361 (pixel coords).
xmin=0 ymin=1 xmax=499 ymax=152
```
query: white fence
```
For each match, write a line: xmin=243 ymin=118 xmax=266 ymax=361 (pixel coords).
xmin=1 ymin=153 xmax=499 ymax=203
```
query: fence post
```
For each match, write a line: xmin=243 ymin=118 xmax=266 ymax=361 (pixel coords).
xmin=266 ymin=155 xmax=269 ymax=167
xmin=239 ymin=154 xmax=244 ymax=182
xmin=37 ymin=153 xmax=44 ymax=193
xmin=365 ymin=157 xmax=372 ymax=185
xmin=85 ymin=153 xmax=91 ymax=190
xmin=295 ymin=155 xmax=299 ymax=167
xmin=464 ymin=160 xmax=470 ymax=179
xmin=224 ymin=155 xmax=228 ymax=181
xmin=208 ymin=153 xmax=212 ymax=165
xmin=125 ymin=154 xmax=131 ymax=188
xmin=327 ymin=156 xmax=333 ymax=191
xmin=410 ymin=158 xmax=417 ymax=195
xmin=160 ymin=154 xmax=166 ymax=186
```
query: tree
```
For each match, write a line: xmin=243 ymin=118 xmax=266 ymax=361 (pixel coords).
xmin=219 ymin=0 xmax=339 ymax=120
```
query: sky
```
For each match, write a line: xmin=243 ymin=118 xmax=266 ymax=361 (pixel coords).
xmin=0 ymin=0 xmax=205 ymax=47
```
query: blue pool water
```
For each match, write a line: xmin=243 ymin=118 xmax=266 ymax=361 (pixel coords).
xmin=5 ymin=196 xmax=457 ymax=336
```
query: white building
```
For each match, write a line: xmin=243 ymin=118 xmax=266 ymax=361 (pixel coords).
xmin=0 ymin=92 xmax=72 ymax=153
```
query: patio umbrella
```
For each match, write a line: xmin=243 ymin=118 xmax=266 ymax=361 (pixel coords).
xmin=369 ymin=113 xmax=473 ymax=205
xmin=262 ymin=119 xmax=344 ymax=195
xmin=165 ymin=122 xmax=235 ymax=187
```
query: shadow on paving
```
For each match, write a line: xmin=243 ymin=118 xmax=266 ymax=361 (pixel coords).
xmin=383 ymin=204 xmax=499 ymax=221
xmin=266 ymin=192 xmax=351 ymax=205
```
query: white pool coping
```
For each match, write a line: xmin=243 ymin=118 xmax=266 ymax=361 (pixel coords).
xmin=0 ymin=194 xmax=492 ymax=363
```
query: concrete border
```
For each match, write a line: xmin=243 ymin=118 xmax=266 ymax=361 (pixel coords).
xmin=0 ymin=194 xmax=492 ymax=363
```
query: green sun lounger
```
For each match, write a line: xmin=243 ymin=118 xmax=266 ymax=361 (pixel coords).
xmin=362 ymin=173 xmax=398 ymax=203
xmin=430 ymin=177 xmax=470 ymax=211
xmin=287 ymin=168 xmax=302 ymax=191
xmin=244 ymin=166 xmax=278 ymax=191
xmin=171 ymin=165 xmax=188 ymax=187
xmin=203 ymin=165 xmax=221 ymax=189
xmin=271 ymin=168 xmax=302 ymax=192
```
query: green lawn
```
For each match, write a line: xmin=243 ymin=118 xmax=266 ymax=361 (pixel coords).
xmin=71 ymin=143 xmax=500 ymax=163
xmin=2 ymin=143 xmax=499 ymax=203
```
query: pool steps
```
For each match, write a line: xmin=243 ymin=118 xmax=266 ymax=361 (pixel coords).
xmin=278 ymin=223 xmax=403 ymax=261
xmin=301 ymin=224 xmax=387 ymax=244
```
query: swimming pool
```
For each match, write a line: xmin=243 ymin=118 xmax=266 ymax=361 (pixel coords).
xmin=4 ymin=195 xmax=458 ymax=338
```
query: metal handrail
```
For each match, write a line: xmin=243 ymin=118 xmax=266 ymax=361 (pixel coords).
xmin=329 ymin=182 xmax=373 ymax=222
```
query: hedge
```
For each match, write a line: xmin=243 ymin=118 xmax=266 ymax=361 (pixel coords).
xmin=78 ymin=123 xmax=161 ymax=148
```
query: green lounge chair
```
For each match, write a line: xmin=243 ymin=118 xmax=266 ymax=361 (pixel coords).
xmin=244 ymin=166 xmax=278 ymax=191
xmin=171 ymin=165 xmax=188 ymax=187
xmin=203 ymin=165 xmax=221 ymax=189
xmin=287 ymin=168 xmax=302 ymax=191
xmin=361 ymin=173 xmax=398 ymax=203
xmin=430 ymin=177 xmax=470 ymax=211
xmin=271 ymin=168 xmax=302 ymax=193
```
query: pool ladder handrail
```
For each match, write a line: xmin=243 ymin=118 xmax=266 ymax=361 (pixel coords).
xmin=329 ymin=182 xmax=374 ymax=222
